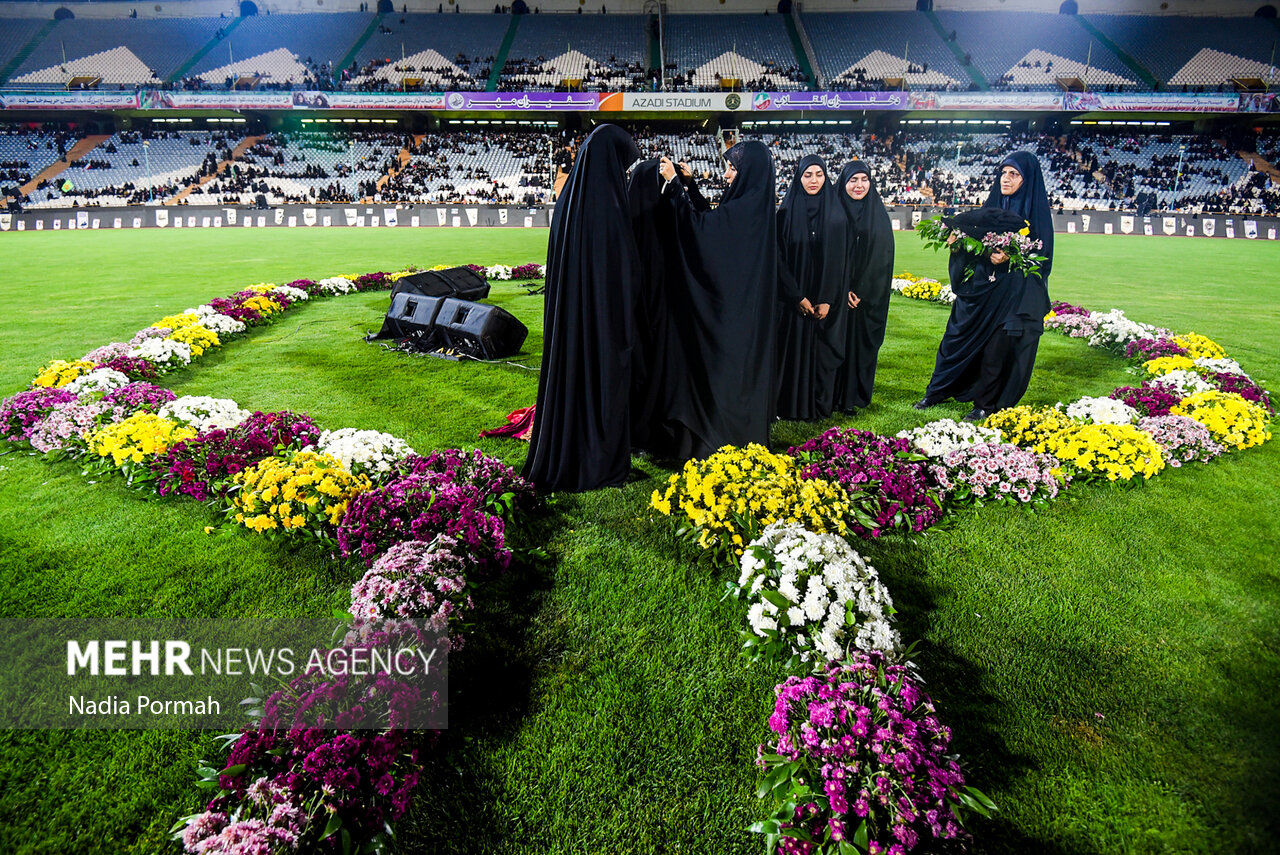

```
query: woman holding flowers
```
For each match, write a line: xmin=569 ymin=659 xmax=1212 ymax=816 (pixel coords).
xmin=986 ymin=151 xmax=1055 ymax=410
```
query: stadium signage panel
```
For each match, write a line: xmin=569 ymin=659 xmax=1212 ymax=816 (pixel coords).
xmin=756 ymin=91 xmax=910 ymax=111
xmin=0 ymin=92 xmax=141 ymax=110
xmin=1062 ymin=92 xmax=1240 ymax=113
xmin=599 ymin=92 xmax=746 ymax=111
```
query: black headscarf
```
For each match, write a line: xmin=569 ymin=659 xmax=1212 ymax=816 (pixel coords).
xmin=985 ymin=150 xmax=1054 ymax=281
xmin=649 ymin=140 xmax=779 ymax=458
xmin=833 ymin=160 xmax=895 ymax=411
xmin=775 ymin=154 xmax=848 ymax=421
xmin=522 ymin=123 xmax=641 ymax=492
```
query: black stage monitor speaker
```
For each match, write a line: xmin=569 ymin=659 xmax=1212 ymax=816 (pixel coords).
xmin=392 ymin=267 xmax=490 ymax=302
xmin=436 ymin=299 xmax=528 ymax=359
xmin=371 ymin=292 xmax=447 ymax=341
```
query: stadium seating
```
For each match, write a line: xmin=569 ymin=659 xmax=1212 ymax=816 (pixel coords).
xmin=346 ymin=14 xmax=507 ymax=90
xmin=663 ymin=14 xmax=807 ymax=90
xmin=804 ymin=13 xmax=967 ymax=91
xmin=0 ymin=127 xmax=70 ymax=191
xmin=500 ymin=14 xmax=646 ymax=91
xmin=1086 ymin=15 xmax=1279 ymax=90
xmin=187 ymin=13 xmax=369 ymax=86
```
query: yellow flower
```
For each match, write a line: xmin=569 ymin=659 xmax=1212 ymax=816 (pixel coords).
xmin=1143 ymin=355 xmax=1196 ymax=376
xmin=1172 ymin=391 xmax=1272 ymax=451
xmin=1170 ymin=332 xmax=1226 ymax=361
xmin=84 ymin=413 xmax=196 ymax=467
xmin=1018 ymin=226 xmax=1030 ymax=236
xmin=231 ymin=451 xmax=371 ymax=538
xmin=32 ymin=359 xmax=96 ymax=389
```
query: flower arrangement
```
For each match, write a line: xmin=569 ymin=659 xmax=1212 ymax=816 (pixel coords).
xmin=983 ymin=405 xmax=1076 ymax=450
xmin=270 ymin=284 xmax=310 ymax=304
xmin=317 ymin=276 xmax=357 ymax=296
xmin=1124 ymin=336 xmax=1187 ymax=361
xmin=315 ymin=428 xmax=415 ymax=479
xmin=81 ymin=341 xmax=132 ymax=364
xmin=159 ymin=396 xmax=251 ymax=432
xmin=31 ymin=359 xmax=97 ymax=389
xmin=1170 ymin=332 xmax=1226 ymax=361
xmin=1206 ymin=372 xmax=1274 ymax=414
xmin=734 ymin=522 xmax=899 ymax=666
xmin=1137 ymin=415 xmax=1224 ymax=466
xmin=1193 ymin=357 xmax=1247 ymax=377
xmin=1152 ymin=369 xmax=1213 ymax=397
xmin=1042 ymin=423 xmax=1166 ymax=482
xmin=791 ymin=429 xmax=944 ymax=539
xmin=899 ymin=278 xmax=945 ymax=302
xmin=102 ymin=382 xmax=177 ymax=415
xmin=336 ymin=472 xmax=510 ymax=570
xmin=1109 ymin=384 xmax=1183 ymax=418
xmin=98 ymin=354 xmax=162 ymax=381
xmin=230 ymin=450 xmax=372 ymax=536
xmin=1170 ymin=391 xmax=1272 ymax=451
xmin=206 ymin=297 xmax=267 ymax=325
xmin=285 ymin=277 xmax=322 ymax=297
xmin=152 ymin=410 xmax=322 ymax=501
xmin=1086 ymin=309 xmax=1167 ymax=351
xmin=510 ymin=262 xmax=544 ymax=280
xmin=238 ymin=294 xmax=283 ymax=317
xmin=392 ymin=448 xmax=534 ymax=519
xmin=63 ymin=367 xmax=131 ymax=397
xmin=754 ymin=653 xmax=994 ymax=855
xmin=128 ymin=338 xmax=193 ymax=371
xmin=895 ymin=419 xmax=1003 ymax=461
xmin=650 ymin=444 xmax=850 ymax=558
xmin=177 ymin=778 xmax=308 ymax=854
xmin=29 ymin=400 xmax=121 ymax=455
xmin=1049 ymin=300 xmax=1089 ymax=317
xmin=154 ymin=313 xmax=201 ymax=330
xmin=916 ymin=215 xmax=1046 ymax=277
xmin=1142 ymin=355 xmax=1198 ymax=377
xmin=84 ymin=412 xmax=197 ymax=470
xmin=165 ymin=324 xmax=220 ymax=358
xmin=1064 ymin=395 xmax=1139 ymax=426
xmin=0 ymin=387 xmax=79 ymax=442
xmin=348 ymin=536 xmax=473 ymax=650
xmin=485 ymin=264 xmax=513 ymax=280
xmin=931 ymin=442 xmax=1066 ymax=505
xmin=189 ymin=311 xmax=244 ymax=337
xmin=129 ymin=326 xmax=172 ymax=346
xmin=354 ymin=272 xmax=393 ymax=291
xmin=1043 ymin=311 xmax=1099 ymax=339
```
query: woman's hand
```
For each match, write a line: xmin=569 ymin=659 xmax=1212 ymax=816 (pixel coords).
xmin=815 ymin=303 xmax=830 ymax=320
xmin=946 ymin=234 xmax=958 ymax=246
xmin=658 ymin=157 xmax=676 ymax=182
xmin=990 ymin=251 xmax=1009 ymax=265
xmin=678 ymin=162 xmax=693 ymax=179
xmin=799 ymin=298 xmax=815 ymax=317
xmin=847 ymin=291 xmax=861 ymax=309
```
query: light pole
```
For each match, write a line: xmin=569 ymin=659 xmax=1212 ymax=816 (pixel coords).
xmin=1172 ymin=143 xmax=1186 ymax=198
xmin=143 ymin=138 xmax=152 ymax=203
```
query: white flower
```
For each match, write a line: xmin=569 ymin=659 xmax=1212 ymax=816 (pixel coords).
xmin=318 ymin=276 xmax=357 ymax=295
xmin=1194 ymin=357 xmax=1248 ymax=378
xmin=1086 ymin=309 xmax=1166 ymax=350
xmin=159 ymin=395 xmax=251 ymax=431
xmin=1065 ymin=396 xmax=1139 ymax=425
xmin=128 ymin=338 xmax=192 ymax=367
xmin=272 ymin=285 xmax=309 ymax=303
xmin=314 ymin=428 xmax=414 ymax=477
xmin=1155 ymin=369 xmax=1213 ymax=397
xmin=486 ymin=264 xmax=513 ymax=280
xmin=736 ymin=522 xmax=900 ymax=664
xmin=194 ymin=312 xmax=246 ymax=336
xmin=897 ymin=418 xmax=1003 ymax=460
xmin=65 ymin=368 xmax=130 ymax=396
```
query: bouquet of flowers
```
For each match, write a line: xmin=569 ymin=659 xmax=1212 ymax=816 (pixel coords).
xmin=314 ymin=428 xmax=415 ymax=479
xmin=1137 ymin=415 xmax=1224 ymax=466
xmin=1064 ymin=395 xmax=1139 ymax=426
xmin=753 ymin=653 xmax=994 ymax=855
xmin=931 ymin=442 xmax=1066 ymax=506
xmin=733 ymin=523 xmax=900 ymax=666
xmin=895 ymin=418 xmax=1003 ymax=461
xmin=791 ymin=428 xmax=944 ymax=539
xmin=1171 ymin=391 xmax=1272 ymax=451
xmin=650 ymin=444 xmax=850 ymax=560
xmin=916 ymin=208 xmax=1046 ymax=279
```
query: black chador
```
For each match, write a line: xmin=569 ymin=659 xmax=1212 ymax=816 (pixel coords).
xmin=648 ymin=141 xmax=779 ymax=459
xmin=833 ymin=161 xmax=894 ymax=413
xmin=918 ymin=206 xmax=1029 ymax=415
xmin=775 ymin=155 xmax=849 ymax=421
xmin=986 ymin=150 xmax=1055 ymax=410
xmin=522 ymin=124 xmax=641 ymax=492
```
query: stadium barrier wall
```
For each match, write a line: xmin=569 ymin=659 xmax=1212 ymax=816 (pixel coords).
xmin=2 ymin=205 xmax=1277 ymax=240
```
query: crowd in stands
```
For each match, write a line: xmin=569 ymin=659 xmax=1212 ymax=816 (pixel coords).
xmin=6 ymin=123 xmax=1277 ymax=216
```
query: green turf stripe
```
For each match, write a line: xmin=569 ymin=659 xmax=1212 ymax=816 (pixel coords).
xmin=923 ymin=9 xmax=987 ymax=90
xmin=1074 ymin=15 xmax=1160 ymax=89
xmin=333 ymin=13 xmax=382 ymax=85
xmin=487 ymin=14 xmax=520 ymax=92
xmin=166 ymin=16 xmax=243 ymax=84
xmin=0 ymin=19 xmax=59 ymax=86
xmin=783 ymin=14 xmax=815 ymax=88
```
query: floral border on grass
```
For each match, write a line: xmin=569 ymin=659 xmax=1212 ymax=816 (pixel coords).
xmin=649 ymin=272 xmax=1272 ymax=855
xmin=0 ymin=261 xmax=543 ymax=854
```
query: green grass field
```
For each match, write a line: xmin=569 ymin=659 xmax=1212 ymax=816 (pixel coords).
xmin=0 ymin=228 xmax=1277 ymax=855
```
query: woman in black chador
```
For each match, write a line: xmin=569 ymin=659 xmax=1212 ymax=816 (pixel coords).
xmin=774 ymin=155 xmax=849 ymax=421
xmin=915 ymin=206 xmax=1030 ymax=422
xmin=833 ymin=160 xmax=894 ymax=413
xmin=986 ymin=150 xmax=1054 ymax=410
xmin=647 ymin=142 xmax=778 ymax=459
xmin=522 ymin=124 xmax=641 ymax=492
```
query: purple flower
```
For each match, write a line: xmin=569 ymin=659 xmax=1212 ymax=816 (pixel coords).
xmin=1207 ymin=372 xmax=1274 ymax=414
xmin=98 ymin=354 xmax=162 ymax=381
xmin=0 ymin=387 xmax=78 ymax=442
xmin=103 ymin=382 xmax=176 ymax=414
xmin=1110 ymin=384 xmax=1183 ymax=418
xmin=1125 ymin=336 xmax=1188 ymax=361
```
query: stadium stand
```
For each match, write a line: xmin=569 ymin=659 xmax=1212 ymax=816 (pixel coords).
xmin=345 ymin=14 xmax=506 ymax=91
xmin=804 ymin=12 xmax=969 ymax=92
xmin=500 ymin=14 xmax=648 ymax=92
xmin=0 ymin=126 xmax=72 ymax=195
xmin=381 ymin=132 xmax=551 ymax=205
xmin=663 ymin=14 xmax=808 ymax=91
xmin=185 ymin=13 xmax=369 ymax=88
xmin=1085 ymin=15 xmax=1279 ymax=91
